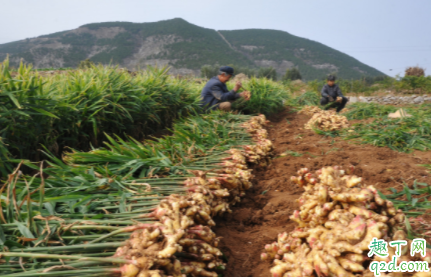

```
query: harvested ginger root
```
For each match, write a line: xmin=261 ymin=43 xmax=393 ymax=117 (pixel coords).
xmin=304 ymin=110 xmax=349 ymax=132
xmin=262 ymin=165 xmax=428 ymax=277
xmin=114 ymin=115 xmax=273 ymax=277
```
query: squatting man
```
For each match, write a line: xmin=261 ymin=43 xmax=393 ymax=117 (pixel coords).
xmin=320 ymin=75 xmax=349 ymax=112
xmin=200 ymin=66 xmax=251 ymax=112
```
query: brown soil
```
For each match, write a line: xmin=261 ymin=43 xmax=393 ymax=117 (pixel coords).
xmin=214 ymin=109 xmax=431 ymax=277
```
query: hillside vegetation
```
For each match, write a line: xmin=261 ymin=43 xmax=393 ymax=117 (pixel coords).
xmin=0 ymin=18 xmax=384 ymax=80
xmin=220 ymin=29 xmax=384 ymax=80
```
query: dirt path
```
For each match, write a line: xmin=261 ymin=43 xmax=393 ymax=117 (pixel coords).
xmin=214 ymin=109 xmax=431 ymax=277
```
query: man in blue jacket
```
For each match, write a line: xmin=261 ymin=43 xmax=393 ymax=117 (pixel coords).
xmin=320 ymin=75 xmax=348 ymax=112
xmin=200 ymin=66 xmax=250 ymax=112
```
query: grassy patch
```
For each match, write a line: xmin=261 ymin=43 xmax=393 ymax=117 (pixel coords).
xmin=341 ymin=103 xmax=431 ymax=152
xmin=312 ymin=127 xmax=341 ymax=138
xmin=287 ymin=91 xmax=320 ymax=109
xmin=345 ymin=116 xmax=431 ymax=152
xmin=343 ymin=102 xmax=397 ymax=120
xmin=379 ymin=181 xmax=431 ymax=244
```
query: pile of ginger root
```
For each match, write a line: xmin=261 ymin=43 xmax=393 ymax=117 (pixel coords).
xmin=304 ymin=110 xmax=349 ymax=132
xmin=261 ymin=165 xmax=431 ymax=277
xmin=115 ymin=114 xmax=273 ymax=277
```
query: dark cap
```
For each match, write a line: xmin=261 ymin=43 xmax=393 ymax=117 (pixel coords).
xmin=327 ymin=75 xmax=336 ymax=81
xmin=219 ymin=66 xmax=234 ymax=76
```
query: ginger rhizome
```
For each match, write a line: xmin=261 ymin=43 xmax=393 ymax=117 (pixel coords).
xmin=116 ymin=115 xmax=273 ymax=277
xmin=304 ymin=110 xmax=349 ymax=132
xmin=262 ymin=166 xmax=430 ymax=277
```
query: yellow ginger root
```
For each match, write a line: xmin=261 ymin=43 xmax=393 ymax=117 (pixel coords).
xmin=270 ymin=262 xmax=294 ymax=277
xmin=262 ymin=165 xmax=415 ymax=277
xmin=312 ymin=250 xmax=330 ymax=276
xmin=182 ymin=267 xmax=217 ymax=277
xmin=344 ymin=253 xmax=367 ymax=263
xmin=304 ymin=110 xmax=349 ymax=132
xmin=122 ymin=264 xmax=141 ymax=277
xmin=324 ymin=254 xmax=355 ymax=277
xmin=330 ymin=188 xmax=373 ymax=202
xmin=114 ymin=114 xmax=273 ymax=277
xmin=356 ymin=222 xmax=382 ymax=251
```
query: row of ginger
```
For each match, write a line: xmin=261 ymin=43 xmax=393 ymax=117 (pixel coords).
xmin=115 ymin=114 xmax=274 ymax=277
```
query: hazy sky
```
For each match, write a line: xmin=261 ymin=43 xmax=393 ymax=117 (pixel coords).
xmin=1 ymin=0 xmax=430 ymax=77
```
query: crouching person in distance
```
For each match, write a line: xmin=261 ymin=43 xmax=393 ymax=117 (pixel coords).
xmin=320 ymin=75 xmax=348 ymax=113
xmin=200 ymin=66 xmax=250 ymax=112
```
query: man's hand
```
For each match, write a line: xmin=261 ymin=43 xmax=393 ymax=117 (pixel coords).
xmin=240 ymin=91 xmax=251 ymax=101
xmin=328 ymin=96 xmax=334 ymax=102
xmin=234 ymin=81 xmax=242 ymax=92
xmin=336 ymin=97 xmax=342 ymax=103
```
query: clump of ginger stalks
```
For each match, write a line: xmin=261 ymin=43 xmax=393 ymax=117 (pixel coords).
xmin=304 ymin=110 xmax=349 ymax=132
xmin=261 ymin=165 xmax=431 ymax=277
xmin=116 ymin=115 xmax=273 ymax=277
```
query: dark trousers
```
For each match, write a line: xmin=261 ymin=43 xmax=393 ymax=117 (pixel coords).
xmin=320 ymin=96 xmax=348 ymax=112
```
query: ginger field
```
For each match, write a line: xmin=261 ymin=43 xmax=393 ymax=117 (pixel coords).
xmin=1 ymin=58 xmax=431 ymax=277
xmin=217 ymin=109 xmax=431 ymax=277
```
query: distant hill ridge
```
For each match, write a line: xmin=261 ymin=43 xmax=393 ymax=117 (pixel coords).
xmin=0 ymin=18 xmax=385 ymax=80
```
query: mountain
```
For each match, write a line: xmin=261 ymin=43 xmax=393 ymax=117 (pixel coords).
xmin=0 ymin=18 xmax=385 ymax=80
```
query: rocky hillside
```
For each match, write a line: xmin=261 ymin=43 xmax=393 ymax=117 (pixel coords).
xmin=0 ymin=18 xmax=385 ymax=80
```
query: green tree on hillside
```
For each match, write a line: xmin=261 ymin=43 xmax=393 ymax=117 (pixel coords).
xmin=283 ymin=68 xmax=302 ymax=81
xmin=258 ymin=67 xmax=277 ymax=81
xmin=201 ymin=64 xmax=257 ymax=78
xmin=200 ymin=65 xmax=220 ymax=78
xmin=233 ymin=66 xmax=256 ymax=77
